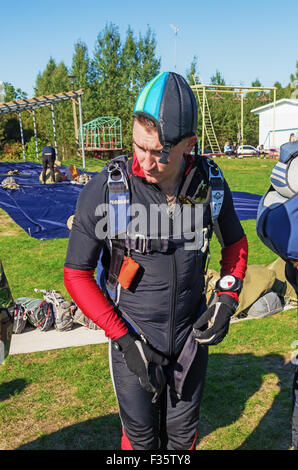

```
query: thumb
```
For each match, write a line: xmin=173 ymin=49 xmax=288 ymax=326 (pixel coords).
xmin=143 ymin=343 xmax=169 ymax=365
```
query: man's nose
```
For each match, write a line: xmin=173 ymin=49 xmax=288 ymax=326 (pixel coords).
xmin=142 ymin=151 xmax=156 ymax=171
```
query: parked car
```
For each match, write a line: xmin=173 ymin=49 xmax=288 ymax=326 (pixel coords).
xmin=236 ymin=145 xmax=258 ymax=157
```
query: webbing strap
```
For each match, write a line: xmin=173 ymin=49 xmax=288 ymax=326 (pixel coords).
xmin=206 ymin=159 xmax=224 ymax=224
xmin=125 ymin=235 xmax=170 ymax=253
xmin=106 ymin=157 xmax=130 ymax=299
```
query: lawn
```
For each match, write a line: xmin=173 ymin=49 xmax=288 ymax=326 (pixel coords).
xmin=0 ymin=155 xmax=297 ymax=450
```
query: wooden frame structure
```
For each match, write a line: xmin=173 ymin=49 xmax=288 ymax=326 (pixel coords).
xmin=0 ymin=89 xmax=86 ymax=168
xmin=191 ymin=82 xmax=277 ymax=154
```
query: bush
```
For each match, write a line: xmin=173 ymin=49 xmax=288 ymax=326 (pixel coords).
xmin=25 ymin=136 xmax=45 ymax=162
xmin=0 ymin=141 xmax=23 ymax=161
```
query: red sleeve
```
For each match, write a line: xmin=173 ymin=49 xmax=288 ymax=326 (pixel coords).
xmin=218 ymin=235 xmax=248 ymax=302
xmin=64 ymin=267 xmax=128 ymax=340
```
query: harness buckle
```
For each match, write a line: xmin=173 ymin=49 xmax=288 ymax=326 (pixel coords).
xmin=135 ymin=234 xmax=146 ymax=253
xmin=201 ymin=228 xmax=209 ymax=254
xmin=107 ymin=162 xmax=128 ymax=188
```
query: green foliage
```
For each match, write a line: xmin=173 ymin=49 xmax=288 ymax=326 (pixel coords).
xmin=0 ymin=141 xmax=23 ymax=161
xmin=2 ymin=23 xmax=298 ymax=160
xmin=25 ymin=136 xmax=45 ymax=162
xmin=4 ymin=82 xmax=27 ymax=101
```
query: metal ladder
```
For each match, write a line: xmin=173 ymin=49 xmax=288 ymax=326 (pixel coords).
xmin=193 ymin=79 xmax=222 ymax=154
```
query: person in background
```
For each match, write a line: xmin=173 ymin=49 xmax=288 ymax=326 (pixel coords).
xmin=257 ymin=144 xmax=265 ymax=158
xmin=289 ymin=133 xmax=295 ymax=142
xmin=224 ymin=141 xmax=231 ymax=155
xmin=231 ymin=142 xmax=238 ymax=157
xmin=41 ymin=144 xmax=56 ymax=184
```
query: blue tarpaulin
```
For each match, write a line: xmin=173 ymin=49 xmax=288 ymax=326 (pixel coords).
xmin=0 ymin=162 xmax=95 ymax=240
xmin=0 ymin=162 xmax=261 ymax=240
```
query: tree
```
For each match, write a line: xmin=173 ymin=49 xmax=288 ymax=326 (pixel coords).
xmin=2 ymin=23 xmax=162 ymax=157
xmin=34 ymin=58 xmax=75 ymax=158
xmin=0 ymin=83 xmax=29 ymax=150
xmin=210 ymin=70 xmax=226 ymax=86
xmin=120 ymin=26 xmax=160 ymax=151
xmin=186 ymin=55 xmax=200 ymax=85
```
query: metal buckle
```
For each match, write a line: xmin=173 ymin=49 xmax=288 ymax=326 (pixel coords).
xmin=135 ymin=234 xmax=146 ymax=253
xmin=201 ymin=228 xmax=209 ymax=254
xmin=107 ymin=162 xmax=128 ymax=187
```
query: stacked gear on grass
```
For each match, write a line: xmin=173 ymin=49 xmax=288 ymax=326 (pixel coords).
xmin=39 ymin=168 xmax=66 ymax=184
xmin=70 ymin=173 xmax=92 ymax=185
xmin=14 ymin=296 xmax=54 ymax=331
xmin=0 ymin=260 xmax=14 ymax=364
xmin=34 ymin=289 xmax=74 ymax=331
xmin=72 ymin=305 xmax=101 ymax=330
xmin=12 ymin=303 xmax=28 ymax=334
xmin=1 ymin=176 xmax=20 ymax=190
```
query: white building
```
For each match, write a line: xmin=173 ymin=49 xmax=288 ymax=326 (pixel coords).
xmin=251 ymin=99 xmax=298 ymax=150
xmin=0 ymin=81 xmax=4 ymax=103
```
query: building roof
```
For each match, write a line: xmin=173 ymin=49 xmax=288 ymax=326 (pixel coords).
xmin=251 ymin=98 xmax=298 ymax=114
xmin=0 ymin=89 xmax=84 ymax=115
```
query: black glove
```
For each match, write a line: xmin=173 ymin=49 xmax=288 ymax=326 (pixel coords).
xmin=114 ymin=332 xmax=169 ymax=399
xmin=192 ymin=294 xmax=237 ymax=346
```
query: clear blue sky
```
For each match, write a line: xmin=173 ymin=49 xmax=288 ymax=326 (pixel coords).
xmin=1 ymin=0 xmax=298 ymax=97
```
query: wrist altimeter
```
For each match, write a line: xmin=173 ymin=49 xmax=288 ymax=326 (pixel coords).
xmin=216 ymin=275 xmax=242 ymax=293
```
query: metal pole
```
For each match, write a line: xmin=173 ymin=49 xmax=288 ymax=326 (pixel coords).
xmin=71 ymin=98 xmax=80 ymax=156
xmin=202 ymin=86 xmax=206 ymax=154
xmin=174 ymin=32 xmax=177 ymax=70
xmin=18 ymin=112 xmax=26 ymax=161
xmin=78 ymin=95 xmax=86 ymax=169
xmin=273 ymin=88 xmax=276 ymax=147
xmin=32 ymin=110 xmax=39 ymax=161
xmin=170 ymin=24 xmax=179 ymax=70
xmin=241 ymin=92 xmax=244 ymax=153
xmin=50 ymin=104 xmax=58 ymax=160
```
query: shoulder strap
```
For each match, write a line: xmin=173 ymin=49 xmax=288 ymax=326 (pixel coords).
xmin=204 ymin=157 xmax=225 ymax=223
xmin=102 ymin=156 xmax=131 ymax=302
xmin=178 ymin=156 xmax=224 ymax=224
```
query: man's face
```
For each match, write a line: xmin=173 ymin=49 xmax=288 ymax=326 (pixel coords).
xmin=132 ymin=119 xmax=196 ymax=186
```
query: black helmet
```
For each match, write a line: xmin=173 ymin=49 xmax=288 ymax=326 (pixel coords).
xmin=133 ymin=72 xmax=197 ymax=164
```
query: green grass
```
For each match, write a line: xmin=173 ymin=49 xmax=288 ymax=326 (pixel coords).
xmin=0 ymin=155 xmax=297 ymax=450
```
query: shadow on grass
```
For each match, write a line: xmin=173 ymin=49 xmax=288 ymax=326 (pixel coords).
xmin=14 ymin=352 xmax=294 ymax=450
xmin=17 ymin=413 xmax=122 ymax=450
xmin=198 ymin=352 xmax=294 ymax=450
xmin=0 ymin=379 xmax=28 ymax=401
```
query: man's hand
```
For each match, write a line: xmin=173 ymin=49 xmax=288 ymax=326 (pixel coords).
xmin=192 ymin=295 xmax=237 ymax=346
xmin=114 ymin=332 xmax=169 ymax=395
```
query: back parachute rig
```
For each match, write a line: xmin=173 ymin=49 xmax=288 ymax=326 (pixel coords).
xmin=0 ymin=260 xmax=14 ymax=364
xmin=95 ymin=155 xmax=140 ymax=304
xmin=95 ymin=154 xmax=224 ymax=307
xmin=256 ymin=141 xmax=298 ymax=261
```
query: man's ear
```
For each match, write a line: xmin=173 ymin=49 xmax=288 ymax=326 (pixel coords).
xmin=185 ymin=135 xmax=198 ymax=153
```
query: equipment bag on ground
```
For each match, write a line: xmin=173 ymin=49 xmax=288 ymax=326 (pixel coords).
xmin=34 ymin=289 xmax=74 ymax=332
xmin=14 ymin=296 xmax=54 ymax=331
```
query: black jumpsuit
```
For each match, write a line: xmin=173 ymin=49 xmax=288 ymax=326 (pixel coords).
xmin=65 ymin=157 xmax=245 ymax=449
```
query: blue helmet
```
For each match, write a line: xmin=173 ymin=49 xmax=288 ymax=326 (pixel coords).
xmin=133 ymin=72 xmax=198 ymax=164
